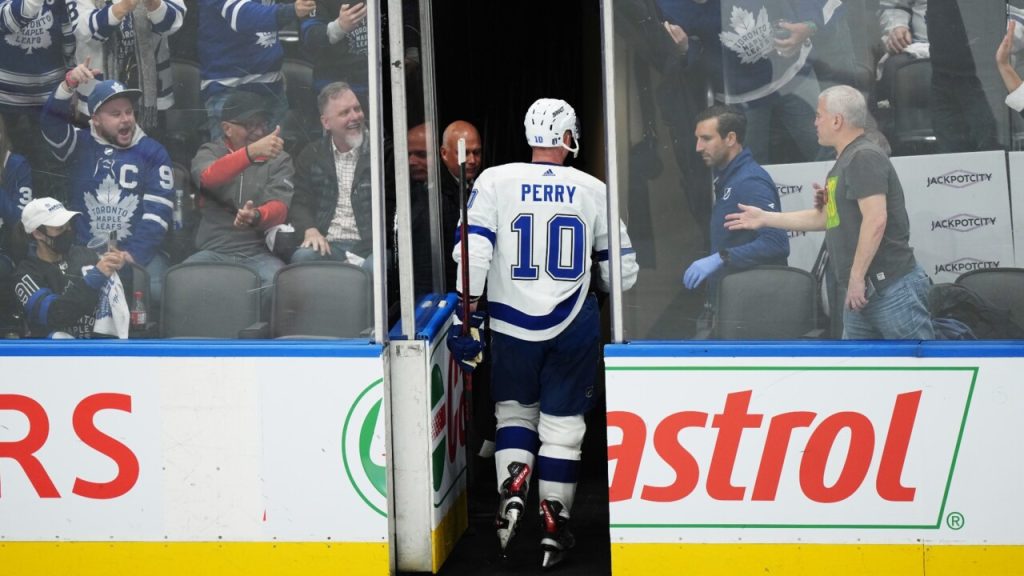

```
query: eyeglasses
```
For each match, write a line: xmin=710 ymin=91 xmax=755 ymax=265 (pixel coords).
xmin=228 ymin=119 xmax=268 ymax=132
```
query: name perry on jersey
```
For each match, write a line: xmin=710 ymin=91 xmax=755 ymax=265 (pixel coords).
xmin=521 ymin=183 xmax=577 ymax=204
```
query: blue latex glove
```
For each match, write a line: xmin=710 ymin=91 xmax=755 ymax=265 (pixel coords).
xmin=683 ymin=252 xmax=724 ymax=289
xmin=447 ymin=311 xmax=487 ymax=373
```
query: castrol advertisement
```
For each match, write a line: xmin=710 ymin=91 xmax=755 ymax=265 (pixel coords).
xmin=605 ymin=353 xmax=1024 ymax=544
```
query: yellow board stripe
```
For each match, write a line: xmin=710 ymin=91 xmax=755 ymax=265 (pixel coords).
xmin=431 ymin=490 xmax=469 ymax=572
xmin=0 ymin=542 xmax=388 ymax=576
xmin=612 ymin=544 xmax=1024 ymax=576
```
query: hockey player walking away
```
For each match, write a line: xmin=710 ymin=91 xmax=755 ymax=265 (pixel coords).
xmin=448 ymin=98 xmax=639 ymax=568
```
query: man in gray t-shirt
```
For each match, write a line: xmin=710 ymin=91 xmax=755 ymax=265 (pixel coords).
xmin=823 ymin=135 xmax=915 ymax=294
xmin=724 ymin=85 xmax=933 ymax=340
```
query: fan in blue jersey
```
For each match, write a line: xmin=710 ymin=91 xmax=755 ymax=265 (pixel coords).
xmin=0 ymin=0 xmax=75 ymax=199
xmin=198 ymin=0 xmax=315 ymax=141
xmin=0 ymin=116 xmax=33 ymax=333
xmin=42 ymin=64 xmax=174 ymax=310
xmin=450 ymin=98 xmax=639 ymax=569
xmin=68 ymin=0 xmax=187 ymax=131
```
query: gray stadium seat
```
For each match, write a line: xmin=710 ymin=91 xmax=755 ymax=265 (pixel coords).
xmin=166 ymin=58 xmax=207 ymax=165
xmin=890 ymin=56 xmax=936 ymax=156
xmin=955 ymin=268 xmax=1024 ymax=330
xmin=271 ymin=262 xmax=372 ymax=339
xmin=704 ymin=265 xmax=821 ymax=340
xmin=161 ymin=262 xmax=261 ymax=338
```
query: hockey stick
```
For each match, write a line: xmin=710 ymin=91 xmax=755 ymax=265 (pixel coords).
xmin=457 ymin=137 xmax=475 ymax=393
xmin=458 ymin=137 xmax=471 ymax=339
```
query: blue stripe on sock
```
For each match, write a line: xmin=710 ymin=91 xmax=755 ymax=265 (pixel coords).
xmin=537 ymin=455 xmax=579 ymax=484
xmin=496 ymin=426 xmax=539 ymax=454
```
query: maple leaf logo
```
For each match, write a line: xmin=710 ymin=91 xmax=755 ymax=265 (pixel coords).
xmin=719 ymin=6 xmax=773 ymax=64
xmin=84 ymin=175 xmax=139 ymax=241
xmin=5 ymin=11 xmax=54 ymax=55
xmin=255 ymin=31 xmax=277 ymax=49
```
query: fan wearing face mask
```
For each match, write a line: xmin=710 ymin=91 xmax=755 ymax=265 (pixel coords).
xmin=11 ymin=197 xmax=126 ymax=338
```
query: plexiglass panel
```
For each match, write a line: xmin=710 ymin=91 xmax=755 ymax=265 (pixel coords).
xmin=610 ymin=0 xmax=1024 ymax=341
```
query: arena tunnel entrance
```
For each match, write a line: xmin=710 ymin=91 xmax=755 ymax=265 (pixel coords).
xmin=417 ymin=1 xmax=613 ymax=575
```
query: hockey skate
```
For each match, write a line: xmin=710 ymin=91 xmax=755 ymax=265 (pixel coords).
xmin=495 ymin=461 xmax=530 ymax=557
xmin=539 ymin=499 xmax=575 ymax=569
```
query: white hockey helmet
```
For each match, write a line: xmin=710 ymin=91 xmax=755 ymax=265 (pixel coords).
xmin=524 ymin=98 xmax=580 ymax=158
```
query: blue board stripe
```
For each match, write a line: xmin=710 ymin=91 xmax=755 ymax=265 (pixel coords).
xmin=0 ymin=340 xmax=385 ymax=358
xmin=605 ymin=341 xmax=1024 ymax=358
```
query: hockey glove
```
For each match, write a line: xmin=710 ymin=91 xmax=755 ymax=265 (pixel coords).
xmin=683 ymin=252 xmax=724 ymax=289
xmin=447 ymin=311 xmax=486 ymax=373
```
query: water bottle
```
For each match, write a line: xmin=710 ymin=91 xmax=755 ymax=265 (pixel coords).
xmin=131 ymin=290 xmax=147 ymax=328
xmin=173 ymin=189 xmax=184 ymax=231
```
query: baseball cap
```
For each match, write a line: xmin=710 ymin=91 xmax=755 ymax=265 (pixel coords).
xmin=88 ymin=80 xmax=142 ymax=116
xmin=21 ymin=197 xmax=80 ymax=232
xmin=221 ymin=91 xmax=271 ymax=124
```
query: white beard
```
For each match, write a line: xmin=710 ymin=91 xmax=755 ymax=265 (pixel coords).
xmin=343 ymin=129 xmax=364 ymax=150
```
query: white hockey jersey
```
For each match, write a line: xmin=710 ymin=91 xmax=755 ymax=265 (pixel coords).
xmin=453 ymin=162 xmax=638 ymax=341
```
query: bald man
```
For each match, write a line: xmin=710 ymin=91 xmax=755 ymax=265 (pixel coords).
xmin=440 ymin=120 xmax=482 ymax=183
xmin=439 ymin=121 xmax=483 ymax=289
xmin=405 ymin=120 xmax=485 ymax=296
xmin=438 ymin=120 xmax=497 ymax=472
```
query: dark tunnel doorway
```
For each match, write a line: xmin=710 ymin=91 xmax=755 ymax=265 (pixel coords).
xmin=423 ymin=2 xmax=612 ymax=575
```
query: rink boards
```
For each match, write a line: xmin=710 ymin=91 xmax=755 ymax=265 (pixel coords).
xmin=604 ymin=342 xmax=1024 ymax=576
xmin=0 ymin=341 xmax=392 ymax=576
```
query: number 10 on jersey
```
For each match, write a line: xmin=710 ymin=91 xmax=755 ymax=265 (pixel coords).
xmin=510 ymin=213 xmax=586 ymax=281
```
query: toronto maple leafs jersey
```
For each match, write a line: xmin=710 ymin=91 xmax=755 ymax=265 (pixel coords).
xmin=197 ymin=0 xmax=295 ymax=96
xmin=453 ymin=162 xmax=639 ymax=342
xmin=41 ymin=84 xmax=173 ymax=266
xmin=717 ymin=0 xmax=826 ymax=104
xmin=0 ymin=152 xmax=32 ymax=239
xmin=0 ymin=0 xmax=76 ymax=109
xmin=68 ymin=0 xmax=187 ymax=114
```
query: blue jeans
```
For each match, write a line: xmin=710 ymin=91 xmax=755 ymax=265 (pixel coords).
xmin=742 ymin=71 xmax=823 ymax=164
xmin=290 ymin=241 xmax=374 ymax=273
xmin=842 ymin=265 xmax=934 ymax=340
xmin=184 ymin=249 xmax=285 ymax=320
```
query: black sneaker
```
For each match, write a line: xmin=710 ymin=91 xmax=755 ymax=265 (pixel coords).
xmin=539 ymin=499 xmax=575 ymax=569
xmin=495 ymin=461 xmax=530 ymax=556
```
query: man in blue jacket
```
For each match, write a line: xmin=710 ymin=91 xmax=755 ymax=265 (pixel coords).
xmin=683 ymin=105 xmax=788 ymax=295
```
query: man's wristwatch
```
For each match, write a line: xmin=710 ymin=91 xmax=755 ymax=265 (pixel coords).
xmin=250 ymin=208 xmax=262 ymax=227
xmin=718 ymin=249 xmax=731 ymax=265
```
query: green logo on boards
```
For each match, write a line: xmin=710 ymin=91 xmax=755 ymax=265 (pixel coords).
xmin=342 ymin=378 xmax=387 ymax=517
xmin=431 ymin=364 xmax=446 ymax=492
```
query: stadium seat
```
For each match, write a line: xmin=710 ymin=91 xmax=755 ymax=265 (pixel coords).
xmin=955 ymin=268 xmax=1024 ymax=330
xmin=166 ymin=58 xmax=207 ymax=166
xmin=281 ymin=58 xmax=319 ymax=154
xmin=270 ymin=262 xmax=372 ymax=338
xmin=702 ymin=265 xmax=821 ymax=340
xmin=161 ymin=262 xmax=262 ymax=338
xmin=889 ymin=56 xmax=936 ymax=156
